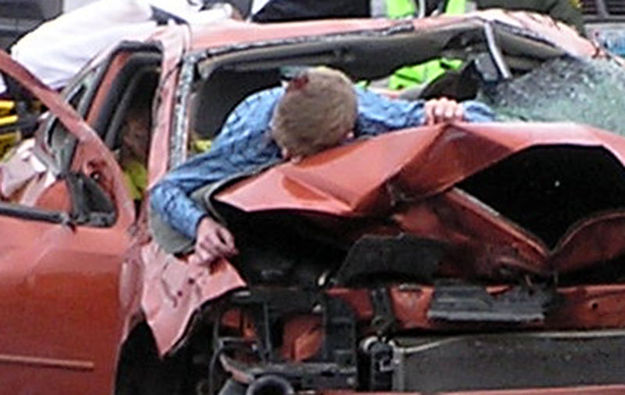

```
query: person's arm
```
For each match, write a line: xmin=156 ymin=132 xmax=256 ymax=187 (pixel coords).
xmin=150 ymin=150 xmax=228 ymax=239
xmin=354 ymin=88 xmax=495 ymax=136
xmin=150 ymin=87 xmax=284 ymax=265
xmin=149 ymin=148 xmax=242 ymax=264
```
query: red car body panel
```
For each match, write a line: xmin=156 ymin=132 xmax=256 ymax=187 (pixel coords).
xmin=187 ymin=10 xmax=597 ymax=57
xmin=217 ymin=122 xmax=625 ymax=275
xmin=141 ymin=244 xmax=246 ymax=354
xmin=0 ymin=50 xmax=136 ymax=393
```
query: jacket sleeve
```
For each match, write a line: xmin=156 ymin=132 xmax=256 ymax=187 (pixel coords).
xmin=149 ymin=87 xmax=284 ymax=240
xmin=150 ymin=150 xmax=228 ymax=240
xmin=355 ymin=88 xmax=495 ymax=136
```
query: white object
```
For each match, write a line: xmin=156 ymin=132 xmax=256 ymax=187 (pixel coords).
xmin=1 ymin=0 xmax=231 ymax=93
xmin=63 ymin=0 xmax=98 ymax=12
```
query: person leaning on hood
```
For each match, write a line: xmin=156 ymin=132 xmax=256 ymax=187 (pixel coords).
xmin=149 ymin=67 xmax=495 ymax=266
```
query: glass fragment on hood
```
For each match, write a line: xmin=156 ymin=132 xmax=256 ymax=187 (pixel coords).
xmin=478 ymin=57 xmax=625 ymax=137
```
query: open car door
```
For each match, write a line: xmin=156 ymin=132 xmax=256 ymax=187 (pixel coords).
xmin=0 ymin=51 xmax=136 ymax=395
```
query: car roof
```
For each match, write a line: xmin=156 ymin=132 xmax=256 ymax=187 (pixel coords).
xmin=183 ymin=10 xmax=596 ymax=56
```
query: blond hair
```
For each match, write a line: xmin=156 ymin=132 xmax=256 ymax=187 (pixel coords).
xmin=270 ymin=67 xmax=357 ymax=158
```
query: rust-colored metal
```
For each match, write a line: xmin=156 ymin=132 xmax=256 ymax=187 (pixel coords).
xmin=0 ymin=353 xmax=95 ymax=371
xmin=326 ymin=284 xmax=625 ymax=331
xmin=187 ymin=10 xmax=596 ymax=57
xmin=217 ymin=122 xmax=625 ymax=276
xmin=0 ymin=47 xmax=140 ymax=394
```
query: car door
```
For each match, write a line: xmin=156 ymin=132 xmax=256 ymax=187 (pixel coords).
xmin=0 ymin=51 xmax=136 ymax=394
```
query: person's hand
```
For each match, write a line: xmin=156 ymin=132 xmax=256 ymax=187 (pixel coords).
xmin=189 ymin=216 xmax=238 ymax=266
xmin=424 ymin=97 xmax=464 ymax=125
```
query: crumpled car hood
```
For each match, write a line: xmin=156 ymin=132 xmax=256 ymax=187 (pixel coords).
xmin=216 ymin=121 xmax=625 ymax=277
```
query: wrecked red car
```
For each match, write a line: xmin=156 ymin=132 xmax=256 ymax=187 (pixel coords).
xmin=2 ymin=10 xmax=625 ymax=395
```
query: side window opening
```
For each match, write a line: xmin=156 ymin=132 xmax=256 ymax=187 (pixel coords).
xmin=105 ymin=71 xmax=159 ymax=210
xmin=73 ymin=48 xmax=161 ymax=215
xmin=1 ymin=50 xmax=163 ymax=227
xmin=90 ymin=50 xmax=162 ymax=138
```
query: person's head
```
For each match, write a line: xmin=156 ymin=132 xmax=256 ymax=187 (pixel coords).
xmin=270 ymin=67 xmax=357 ymax=159
xmin=121 ymin=105 xmax=150 ymax=164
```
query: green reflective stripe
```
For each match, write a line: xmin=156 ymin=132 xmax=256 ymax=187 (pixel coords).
xmin=386 ymin=0 xmax=415 ymax=18
xmin=444 ymin=0 xmax=467 ymax=14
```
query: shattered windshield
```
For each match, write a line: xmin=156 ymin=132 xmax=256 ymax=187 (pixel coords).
xmin=478 ymin=56 xmax=625 ymax=136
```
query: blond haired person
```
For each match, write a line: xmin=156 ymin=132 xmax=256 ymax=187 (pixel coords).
xmin=150 ymin=67 xmax=495 ymax=265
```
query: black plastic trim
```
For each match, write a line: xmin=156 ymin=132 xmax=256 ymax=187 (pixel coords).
xmin=0 ymin=201 xmax=70 ymax=224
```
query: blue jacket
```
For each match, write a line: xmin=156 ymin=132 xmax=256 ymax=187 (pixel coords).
xmin=150 ymin=86 xmax=495 ymax=239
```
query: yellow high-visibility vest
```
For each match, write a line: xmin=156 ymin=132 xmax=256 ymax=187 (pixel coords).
xmin=122 ymin=159 xmax=148 ymax=201
xmin=0 ymin=100 xmax=15 ymax=115
xmin=385 ymin=0 xmax=416 ymax=17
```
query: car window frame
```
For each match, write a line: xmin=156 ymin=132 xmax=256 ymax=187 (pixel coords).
xmin=38 ymin=62 xmax=104 ymax=173
xmin=0 ymin=51 xmax=124 ymax=228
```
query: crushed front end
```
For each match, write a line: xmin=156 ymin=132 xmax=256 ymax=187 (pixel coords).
xmin=156 ymin=123 xmax=625 ymax=394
